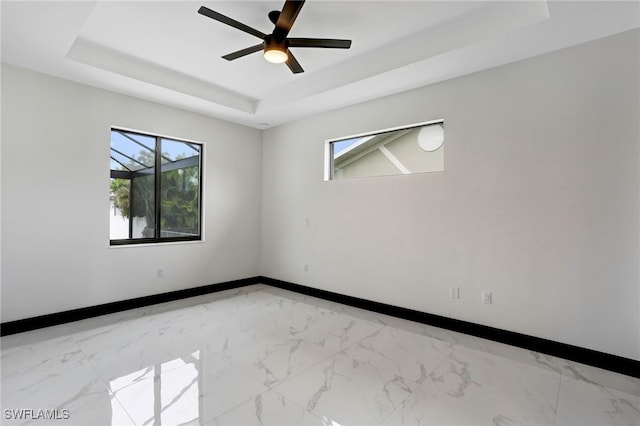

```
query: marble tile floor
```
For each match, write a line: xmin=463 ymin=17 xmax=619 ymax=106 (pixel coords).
xmin=1 ymin=284 xmax=638 ymax=426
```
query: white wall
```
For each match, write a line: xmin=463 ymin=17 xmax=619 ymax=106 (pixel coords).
xmin=1 ymin=64 xmax=262 ymax=322
xmin=2 ymin=30 xmax=638 ymax=362
xmin=260 ymin=30 xmax=640 ymax=360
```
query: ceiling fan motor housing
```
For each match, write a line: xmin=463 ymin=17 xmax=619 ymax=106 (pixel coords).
xmin=264 ymin=34 xmax=289 ymax=51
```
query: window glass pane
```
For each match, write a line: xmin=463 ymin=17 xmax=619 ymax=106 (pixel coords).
xmin=110 ymin=130 xmax=155 ymax=171
xmin=160 ymin=139 xmax=200 ymax=238
xmin=110 ymin=178 xmax=130 ymax=240
xmin=110 ymin=156 xmax=129 ymax=171
xmin=160 ymin=138 xmax=201 ymax=162
xmin=333 ymin=137 xmax=368 ymax=157
xmin=327 ymin=121 xmax=444 ymax=180
xmin=131 ymin=172 xmax=156 ymax=238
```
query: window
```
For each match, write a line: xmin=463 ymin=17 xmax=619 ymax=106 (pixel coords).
xmin=324 ymin=120 xmax=444 ymax=180
xmin=110 ymin=129 xmax=202 ymax=245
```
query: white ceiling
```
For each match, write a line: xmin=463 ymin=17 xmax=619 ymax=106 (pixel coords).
xmin=2 ymin=1 xmax=639 ymax=129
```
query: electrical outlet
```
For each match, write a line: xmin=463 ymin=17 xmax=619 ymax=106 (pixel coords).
xmin=157 ymin=269 xmax=164 ymax=278
xmin=304 ymin=264 xmax=309 ymax=272
xmin=451 ymin=287 xmax=460 ymax=299
xmin=482 ymin=291 xmax=492 ymax=304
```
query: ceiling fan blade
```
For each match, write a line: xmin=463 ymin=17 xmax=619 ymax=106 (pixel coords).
xmin=222 ymin=43 xmax=264 ymax=61
xmin=288 ymin=38 xmax=352 ymax=49
xmin=273 ymin=0 xmax=305 ymax=40
xmin=285 ymin=49 xmax=304 ymax=74
xmin=198 ymin=6 xmax=266 ymax=39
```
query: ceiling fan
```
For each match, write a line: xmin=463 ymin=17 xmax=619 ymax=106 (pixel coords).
xmin=198 ymin=0 xmax=352 ymax=74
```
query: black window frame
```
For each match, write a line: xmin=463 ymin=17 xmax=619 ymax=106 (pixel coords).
xmin=110 ymin=128 xmax=203 ymax=246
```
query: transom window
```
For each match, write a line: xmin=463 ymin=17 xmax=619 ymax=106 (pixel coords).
xmin=110 ymin=129 xmax=203 ymax=245
xmin=325 ymin=120 xmax=444 ymax=180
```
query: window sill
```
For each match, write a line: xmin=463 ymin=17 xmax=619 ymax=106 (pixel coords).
xmin=108 ymin=239 xmax=205 ymax=249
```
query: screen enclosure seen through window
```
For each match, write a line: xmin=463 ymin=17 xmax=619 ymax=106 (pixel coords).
xmin=110 ymin=129 xmax=203 ymax=245
xmin=325 ymin=120 xmax=444 ymax=180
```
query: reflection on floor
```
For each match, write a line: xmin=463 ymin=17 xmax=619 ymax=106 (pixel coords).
xmin=2 ymin=284 xmax=639 ymax=425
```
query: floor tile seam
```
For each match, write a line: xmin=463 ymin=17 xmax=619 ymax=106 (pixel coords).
xmin=258 ymin=388 xmax=326 ymax=425
xmin=563 ymin=372 xmax=640 ymax=401
xmin=110 ymin=391 xmax=155 ymax=426
xmin=202 ymin=333 xmax=273 ymax=359
xmin=109 ymin=367 xmax=204 ymax=426
xmin=559 ymin=363 xmax=640 ymax=396
xmin=74 ymin=345 xmax=194 ymax=383
xmin=286 ymin=354 xmax=422 ymax=426
xmin=334 ymin=306 xmax=396 ymax=327
xmin=341 ymin=338 xmax=455 ymax=388
xmin=486 ymin=347 xmax=573 ymax=378
xmin=127 ymin=291 xmax=252 ymax=324
xmin=203 ymin=391 xmax=264 ymax=425
xmin=224 ymin=309 xmax=387 ymax=384
xmin=550 ymin=374 xmax=565 ymax=426
xmin=0 ymin=334 xmax=30 ymax=353
xmin=110 ymin=353 xmax=252 ymax=426
xmin=410 ymin=378 xmax=529 ymax=426
xmin=108 ymin=388 xmax=139 ymax=426
xmin=70 ymin=334 xmax=123 ymax=399
xmin=403 ymin=328 xmax=461 ymax=355
xmin=245 ymin=339 xmax=344 ymax=390
xmin=71 ymin=325 xmax=155 ymax=373
xmin=266 ymin=340 xmax=349 ymax=392
xmin=71 ymin=329 xmax=166 ymax=395
xmin=70 ymin=318 xmax=137 ymax=346
xmin=222 ymin=356 xmax=276 ymax=391
xmin=434 ymin=344 xmax=566 ymax=398
xmin=507 ymin=355 xmax=569 ymax=384
xmin=539 ymin=375 xmax=565 ymax=417
xmin=270 ymin=340 xmax=425 ymax=413
xmin=242 ymin=304 xmax=383 ymax=354
xmin=60 ymin=336 xmax=140 ymax=426
xmin=204 ymin=312 xmax=304 ymax=355
xmin=507 ymin=350 xmax=567 ymax=379
xmin=446 ymin=341 xmax=545 ymax=375
xmin=123 ymin=305 xmax=211 ymax=332
xmin=421 ymin=342 xmax=457 ymax=383
xmin=380 ymin=387 xmax=422 ymax=425
xmin=0 ymin=340 xmax=29 ymax=357
xmin=471 ymin=347 xmax=570 ymax=381
xmin=140 ymin=349 xmax=208 ymax=379
xmin=417 ymin=356 xmax=562 ymax=426
xmin=375 ymin=364 xmax=435 ymax=426
xmin=59 ymin=334 xmax=109 ymax=378
xmin=171 ymin=327 xmax=226 ymax=361
xmin=119 ymin=312 xmax=214 ymax=355
xmin=515 ymin=367 xmax=564 ymax=424
xmin=313 ymin=322 xmax=386 ymax=363
xmin=0 ymin=337 xmax=87 ymax=387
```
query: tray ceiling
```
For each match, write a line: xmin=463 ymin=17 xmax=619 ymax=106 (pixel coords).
xmin=2 ymin=1 xmax=638 ymax=128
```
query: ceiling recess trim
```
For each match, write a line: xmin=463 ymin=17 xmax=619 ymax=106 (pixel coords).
xmin=66 ymin=37 xmax=258 ymax=114
xmin=256 ymin=0 xmax=551 ymax=114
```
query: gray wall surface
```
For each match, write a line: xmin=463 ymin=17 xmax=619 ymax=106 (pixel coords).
xmin=1 ymin=64 xmax=263 ymax=322
xmin=260 ymin=30 xmax=640 ymax=360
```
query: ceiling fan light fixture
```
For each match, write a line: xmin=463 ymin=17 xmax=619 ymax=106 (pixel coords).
xmin=264 ymin=46 xmax=288 ymax=63
xmin=198 ymin=2 xmax=352 ymax=74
